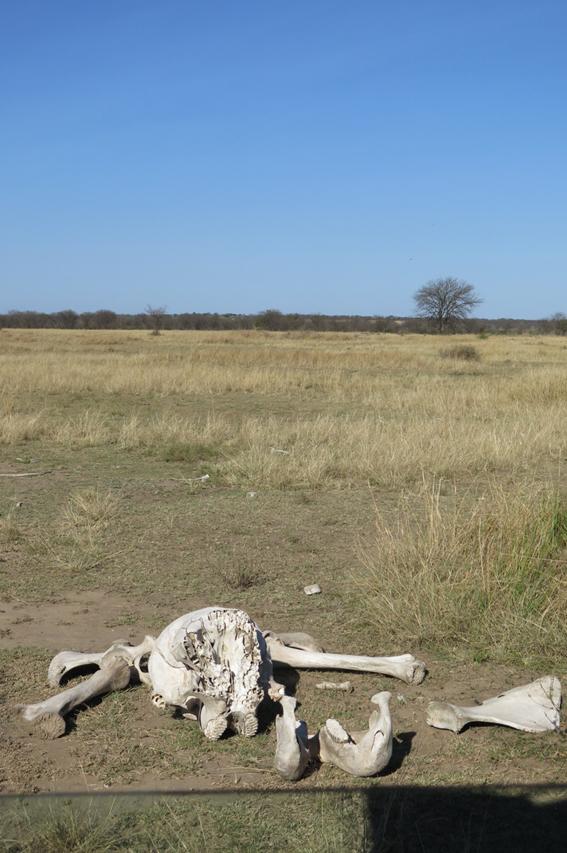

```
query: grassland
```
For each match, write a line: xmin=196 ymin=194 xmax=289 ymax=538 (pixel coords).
xmin=0 ymin=329 xmax=566 ymax=847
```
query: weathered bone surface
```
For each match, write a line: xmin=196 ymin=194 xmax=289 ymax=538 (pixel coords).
xmin=148 ymin=607 xmax=270 ymax=739
xmin=427 ymin=676 xmax=561 ymax=733
xmin=18 ymin=652 xmax=131 ymax=738
xmin=264 ymin=631 xmax=325 ymax=653
xmin=265 ymin=636 xmax=426 ymax=684
xmin=274 ymin=695 xmax=317 ymax=781
xmin=318 ymin=692 xmax=393 ymax=777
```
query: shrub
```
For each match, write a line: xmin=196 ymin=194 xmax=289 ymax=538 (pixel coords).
xmin=440 ymin=344 xmax=481 ymax=361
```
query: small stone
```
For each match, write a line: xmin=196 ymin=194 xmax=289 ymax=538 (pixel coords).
xmin=304 ymin=584 xmax=321 ymax=596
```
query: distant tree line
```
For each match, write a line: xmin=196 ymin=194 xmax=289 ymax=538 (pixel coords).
xmin=1 ymin=307 xmax=566 ymax=334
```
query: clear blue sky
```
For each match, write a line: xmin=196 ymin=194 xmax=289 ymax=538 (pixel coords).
xmin=1 ymin=1 xmax=566 ymax=318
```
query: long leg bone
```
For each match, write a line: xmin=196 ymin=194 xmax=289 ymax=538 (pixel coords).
xmin=427 ymin=676 xmax=562 ymax=734
xmin=18 ymin=652 xmax=132 ymax=738
xmin=318 ymin=691 xmax=393 ymax=777
xmin=274 ymin=695 xmax=317 ymax=781
xmin=265 ymin=636 xmax=426 ymax=684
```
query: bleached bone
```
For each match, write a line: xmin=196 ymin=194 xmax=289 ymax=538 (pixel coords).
xmin=18 ymin=652 xmax=131 ymax=739
xmin=274 ymin=695 xmax=317 ymax=781
xmin=148 ymin=608 xmax=271 ymax=738
xmin=263 ymin=631 xmax=325 ymax=653
xmin=427 ymin=676 xmax=561 ymax=734
xmin=24 ymin=607 xmax=425 ymax=750
xmin=316 ymin=681 xmax=353 ymax=692
xmin=47 ymin=637 xmax=155 ymax=688
xmin=318 ymin=691 xmax=393 ymax=777
xmin=265 ymin=636 xmax=426 ymax=684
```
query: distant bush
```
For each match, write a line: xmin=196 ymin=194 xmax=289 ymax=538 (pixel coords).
xmin=440 ymin=344 xmax=481 ymax=361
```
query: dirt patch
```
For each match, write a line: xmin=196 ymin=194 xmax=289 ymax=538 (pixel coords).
xmin=0 ymin=592 xmax=153 ymax=652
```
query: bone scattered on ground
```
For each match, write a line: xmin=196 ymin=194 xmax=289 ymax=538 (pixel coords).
xmin=316 ymin=681 xmax=353 ymax=692
xmin=426 ymin=676 xmax=562 ymax=733
xmin=266 ymin=636 xmax=426 ymax=684
xmin=16 ymin=607 xmax=429 ymax=780
xmin=0 ymin=471 xmax=52 ymax=478
xmin=318 ymin=691 xmax=393 ymax=777
xmin=303 ymin=584 xmax=321 ymax=595
xmin=18 ymin=652 xmax=131 ymax=739
xmin=274 ymin=695 xmax=317 ymax=781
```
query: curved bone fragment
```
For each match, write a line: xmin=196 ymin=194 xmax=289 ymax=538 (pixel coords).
xmin=47 ymin=650 xmax=106 ymax=688
xmin=274 ymin=695 xmax=317 ymax=781
xmin=427 ymin=676 xmax=561 ymax=734
xmin=318 ymin=691 xmax=393 ymax=777
xmin=47 ymin=638 xmax=155 ymax=688
xmin=265 ymin=637 xmax=426 ymax=685
xmin=18 ymin=652 xmax=132 ymax=739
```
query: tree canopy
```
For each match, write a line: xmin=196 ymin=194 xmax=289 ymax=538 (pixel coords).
xmin=414 ymin=278 xmax=482 ymax=332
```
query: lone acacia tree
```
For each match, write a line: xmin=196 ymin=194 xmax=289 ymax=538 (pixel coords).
xmin=145 ymin=304 xmax=167 ymax=336
xmin=414 ymin=277 xmax=481 ymax=332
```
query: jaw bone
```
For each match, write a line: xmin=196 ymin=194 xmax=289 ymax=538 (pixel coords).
xmin=427 ymin=676 xmax=562 ymax=734
xmin=318 ymin=691 xmax=393 ymax=777
xmin=265 ymin=635 xmax=426 ymax=685
xmin=274 ymin=695 xmax=318 ymax=781
xmin=18 ymin=651 xmax=132 ymax=738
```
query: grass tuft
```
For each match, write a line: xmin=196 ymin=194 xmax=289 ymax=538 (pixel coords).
xmin=440 ymin=344 xmax=481 ymax=361
xmin=356 ymin=478 xmax=567 ymax=665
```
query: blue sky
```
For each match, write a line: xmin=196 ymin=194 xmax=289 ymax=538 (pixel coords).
xmin=1 ymin=1 xmax=566 ymax=318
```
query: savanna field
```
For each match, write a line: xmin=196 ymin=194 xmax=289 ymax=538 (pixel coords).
xmin=1 ymin=329 xmax=566 ymax=850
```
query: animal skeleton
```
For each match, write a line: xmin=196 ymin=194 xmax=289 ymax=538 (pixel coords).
xmin=18 ymin=606 xmax=425 ymax=779
xmin=17 ymin=607 xmax=561 ymax=782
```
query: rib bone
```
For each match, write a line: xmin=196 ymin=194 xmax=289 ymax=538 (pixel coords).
xmin=427 ymin=676 xmax=561 ymax=733
xmin=265 ymin=637 xmax=426 ymax=684
xmin=18 ymin=652 xmax=132 ymax=738
xmin=318 ymin=691 xmax=393 ymax=777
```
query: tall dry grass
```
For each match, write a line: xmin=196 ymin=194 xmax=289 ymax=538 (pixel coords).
xmin=1 ymin=329 xmax=567 ymax=487
xmin=356 ymin=478 xmax=567 ymax=664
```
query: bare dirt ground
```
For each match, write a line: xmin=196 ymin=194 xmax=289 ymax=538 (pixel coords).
xmin=1 ymin=449 xmax=565 ymax=796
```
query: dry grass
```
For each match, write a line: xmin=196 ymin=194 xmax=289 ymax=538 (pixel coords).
xmin=1 ymin=330 xmax=567 ymax=488
xmin=0 ymin=513 xmax=21 ymax=545
xmin=356 ymin=478 xmax=567 ymax=664
xmin=50 ymin=487 xmax=121 ymax=572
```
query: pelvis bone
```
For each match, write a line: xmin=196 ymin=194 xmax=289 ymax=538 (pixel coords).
xmin=427 ymin=676 xmax=561 ymax=734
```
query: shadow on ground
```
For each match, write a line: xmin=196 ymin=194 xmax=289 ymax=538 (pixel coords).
xmin=1 ymin=785 xmax=565 ymax=852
